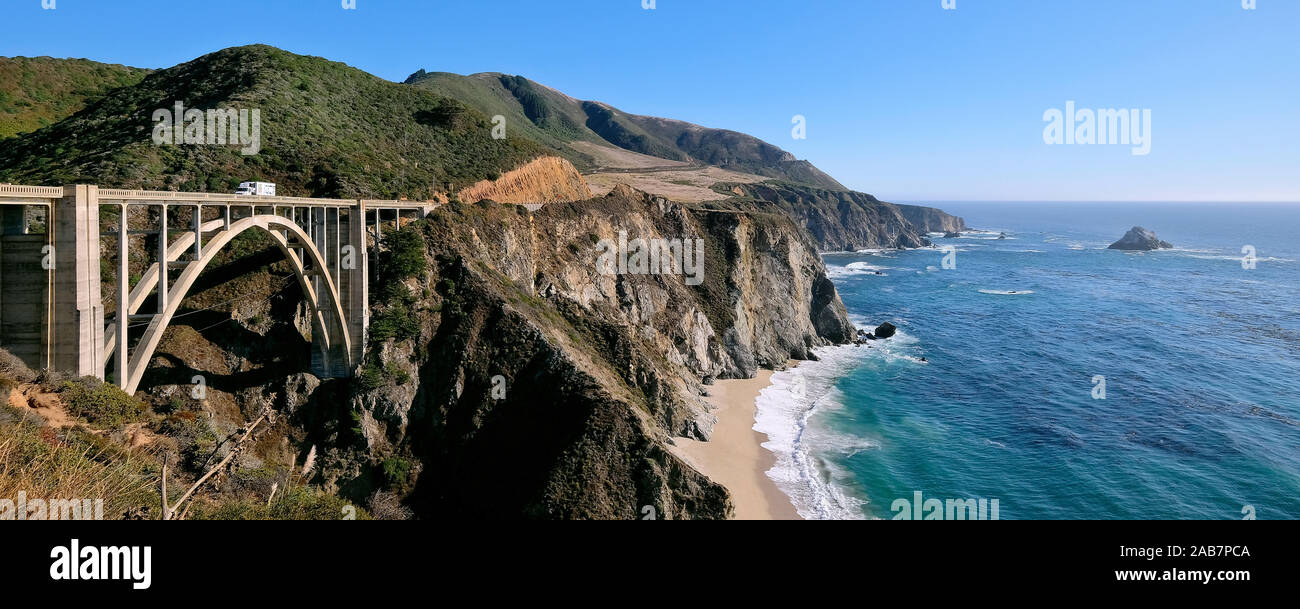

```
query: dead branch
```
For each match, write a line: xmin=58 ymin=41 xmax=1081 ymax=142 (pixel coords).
xmin=163 ymin=410 xmax=269 ymax=520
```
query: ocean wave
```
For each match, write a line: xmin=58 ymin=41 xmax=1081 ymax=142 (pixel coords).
xmin=978 ymin=289 xmax=1035 ymax=295
xmin=755 ymin=330 xmax=934 ymax=520
xmin=1184 ymin=254 xmax=1295 ymax=263
xmin=755 ymin=346 xmax=872 ymax=520
xmin=826 ymin=261 xmax=893 ymax=278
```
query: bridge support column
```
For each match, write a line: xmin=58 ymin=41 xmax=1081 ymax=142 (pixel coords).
xmin=50 ymin=185 xmax=104 ymax=379
xmin=0 ymin=206 xmax=45 ymax=369
xmin=343 ymin=203 xmax=368 ymax=371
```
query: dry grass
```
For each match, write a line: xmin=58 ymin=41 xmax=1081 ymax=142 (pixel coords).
xmin=0 ymin=407 xmax=160 ymax=519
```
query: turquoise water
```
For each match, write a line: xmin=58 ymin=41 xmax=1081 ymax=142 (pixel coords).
xmin=759 ymin=203 xmax=1300 ymax=520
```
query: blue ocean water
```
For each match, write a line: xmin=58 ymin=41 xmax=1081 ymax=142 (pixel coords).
xmin=757 ymin=203 xmax=1300 ymax=520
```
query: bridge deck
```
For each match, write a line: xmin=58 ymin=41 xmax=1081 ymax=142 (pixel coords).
xmin=0 ymin=184 xmax=439 ymax=212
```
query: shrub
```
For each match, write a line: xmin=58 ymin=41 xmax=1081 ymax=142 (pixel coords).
xmin=368 ymin=299 xmax=420 ymax=343
xmin=367 ymin=490 xmax=413 ymax=520
xmin=154 ymin=412 xmax=218 ymax=471
xmin=58 ymin=378 xmax=145 ymax=428
xmin=381 ymin=456 xmax=412 ymax=489
xmin=189 ymin=486 xmax=370 ymax=520
xmin=156 ymin=396 xmax=185 ymax=415
xmin=0 ymin=348 xmax=36 ymax=384
xmin=357 ymin=363 xmax=386 ymax=392
xmin=380 ymin=225 xmax=427 ymax=282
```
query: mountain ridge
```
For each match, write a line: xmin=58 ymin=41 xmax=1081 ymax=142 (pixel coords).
xmin=0 ymin=45 xmax=547 ymax=198
xmin=405 ymin=69 xmax=847 ymax=190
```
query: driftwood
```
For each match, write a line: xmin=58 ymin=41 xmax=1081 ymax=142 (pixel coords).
xmin=161 ymin=410 xmax=269 ymax=520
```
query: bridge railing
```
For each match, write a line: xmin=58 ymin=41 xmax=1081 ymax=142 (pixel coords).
xmin=0 ymin=184 xmax=64 ymax=203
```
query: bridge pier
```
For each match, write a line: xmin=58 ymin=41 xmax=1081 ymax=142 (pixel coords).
xmin=50 ymin=185 xmax=104 ymax=379
xmin=0 ymin=202 xmax=48 ymax=369
xmin=343 ymin=204 xmax=368 ymax=374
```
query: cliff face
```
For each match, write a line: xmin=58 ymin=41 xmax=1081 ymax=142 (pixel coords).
xmin=895 ymin=203 xmax=967 ymax=234
xmin=711 ymin=181 xmax=931 ymax=251
xmin=342 ymin=185 xmax=853 ymax=519
xmin=457 ymin=155 xmax=592 ymax=204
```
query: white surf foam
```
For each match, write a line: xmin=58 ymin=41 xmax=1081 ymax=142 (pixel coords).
xmin=978 ymin=289 xmax=1035 ymax=295
xmin=755 ymin=346 xmax=870 ymax=520
xmin=755 ymin=332 xmax=927 ymax=520
xmin=827 ymin=262 xmax=893 ymax=279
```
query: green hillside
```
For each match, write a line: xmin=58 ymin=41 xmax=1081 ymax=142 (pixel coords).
xmin=406 ymin=70 xmax=846 ymax=190
xmin=0 ymin=46 xmax=545 ymax=199
xmin=0 ymin=56 xmax=151 ymax=139
xmin=406 ymin=71 xmax=605 ymax=167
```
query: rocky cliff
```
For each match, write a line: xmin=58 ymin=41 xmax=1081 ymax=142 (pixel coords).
xmin=895 ymin=203 xmax=968 ymax=234
xmin=711 ymin=181 xmax=933 ymax=251
xmin=337 ymin=185 xmax=853 ymax=519
xmin=457 ymin=155 xmax=592 ymax=204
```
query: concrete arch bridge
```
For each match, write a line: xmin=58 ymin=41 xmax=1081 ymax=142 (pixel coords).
xmin=0 ymin=184 xmax=439 ymax=394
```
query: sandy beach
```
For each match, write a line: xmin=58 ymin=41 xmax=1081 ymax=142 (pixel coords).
xmin=671 ymin=369 xmax=801 ymax=520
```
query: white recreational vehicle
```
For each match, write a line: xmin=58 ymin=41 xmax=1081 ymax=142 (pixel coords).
xmin=234 ymin=181 xmax=276 ymax=196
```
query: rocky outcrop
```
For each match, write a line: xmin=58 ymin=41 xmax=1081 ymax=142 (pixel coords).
xmin=874 ymin=322 xmax=897 ymax=339
xmin=1109 ymin=226 xmax=1172 ymax=251
xmin=711 ymin=181 xmax=932 ymax=251
xmin=343 ymin=185 xmax=853 ymax=519
xmin=457 ymin=156 xmax=592 ymax=204
xmin=895 ymin=203 xmax=968 ymax=234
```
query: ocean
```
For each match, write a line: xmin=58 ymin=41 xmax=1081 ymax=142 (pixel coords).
xmin=756 ymin=202 xmax=1300 ymax=520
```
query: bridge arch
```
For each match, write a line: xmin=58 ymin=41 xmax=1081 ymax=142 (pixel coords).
xmin=121 ymin=214 xmax=352 ymax=394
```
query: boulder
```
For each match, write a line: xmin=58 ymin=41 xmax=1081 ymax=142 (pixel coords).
xmin=1108 ymin=226 xmax=1172 ymax=251
xmin=874 ymin=322 xmax=897 ymax=339
xmin=943 ymin=231 xmax=961 ymax=238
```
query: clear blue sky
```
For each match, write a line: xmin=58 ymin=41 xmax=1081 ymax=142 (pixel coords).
xmin=3 ymin=0 xmax=1297 ymax=202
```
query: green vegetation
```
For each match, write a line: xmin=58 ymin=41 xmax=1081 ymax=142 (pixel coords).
xmin=381 ymin=455 xmax=413 ymax=490
xmin=0 ymin=57 xmax=150 ymax=139
xmin=58 ymin=377 xmax=145 ymax=428
xmin=406 ymin=71 xmax=602 ymax=165
xmin=187 ymin=485 xmax=370 ymax=520
xmin=1 ymin=46 xmax=845 ymax=195
xmin=154 ymin=411 xmax=219 ymax=471
xmin=0 ymin=46 xmax=545 ymax=199
xmin=368 ymin=223 xmax=428 ymax=345
xmin=379 ymin=224 xmax=428 ymax=283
